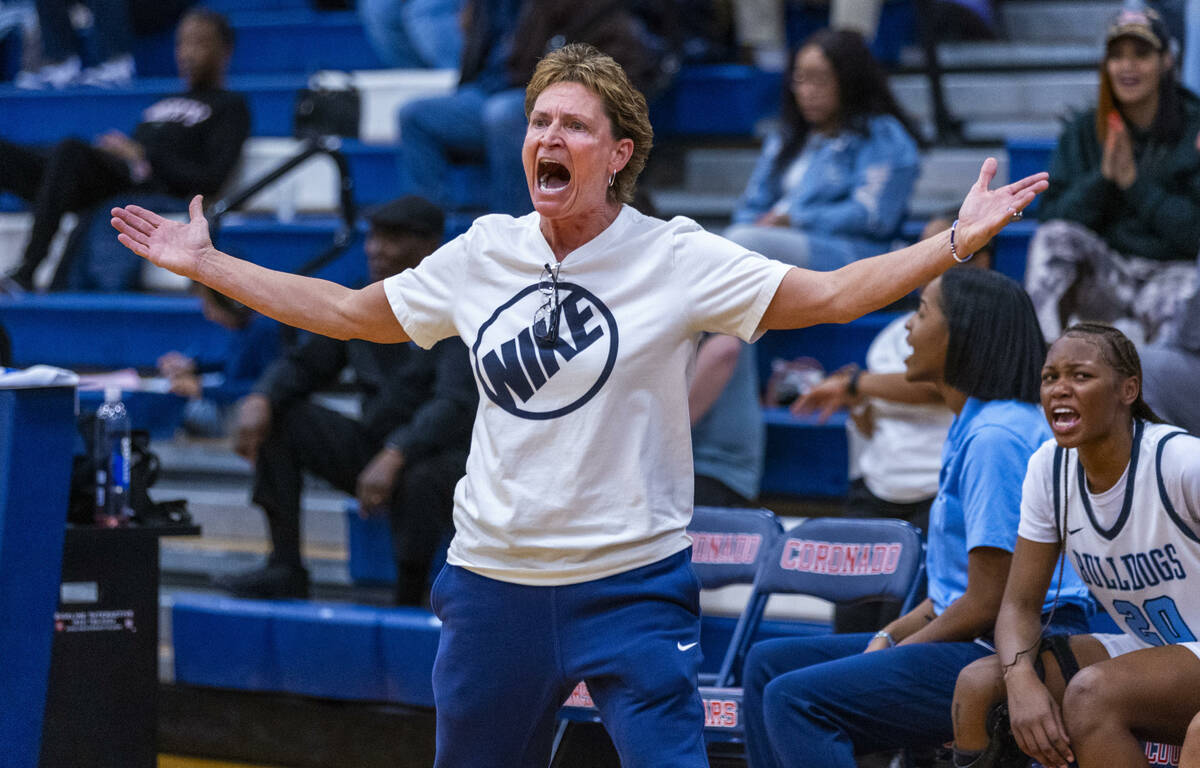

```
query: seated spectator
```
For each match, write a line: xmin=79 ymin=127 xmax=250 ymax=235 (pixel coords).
xmin=359 ymin=0 xmax=464 ymax=70
xmin=15 ymin=0 xmax=194 ymax=88
xmin=1140 ymin=261 xmax=1200 ymax=433
xmin=1025 ymin=6 xmax=1200 ymax=344
xmin=215 ymin=197 xmax=478 ymax=606
xmin=741 ymin=268 xmax=1092 ymax=768
xmin=789 ymin=214 xmax=993 ymax=633
xmin=690 ymin=334 xmax=762 ymax=507
xmin=725 ymin=29 xmax=919 ymax=271
xmin=397 ymin=0 xmax=668 ymax=217
xmin=397 ymin=0 xmax=532 ymax=218
xmin=0 ymin=9 xmax=248 ymax=292
xmin=17 ymin=0 xmax=137 ymax=87
xmin=950 ymin=324 xmax=1199 ymax=768
xmin=157 ymin=284 xmax=282 ymax=437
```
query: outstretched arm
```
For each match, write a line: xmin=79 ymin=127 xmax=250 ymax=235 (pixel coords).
xmin=111 ymin=196 xmax=410 ymax=343
xmin=758 ymin=159 xmax=1047 ymax=331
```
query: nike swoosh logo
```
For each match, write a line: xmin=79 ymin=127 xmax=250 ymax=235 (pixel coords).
xmin=1067 ymin=527 xmax=1083 ymax=535
xmin=677 ymin=641 xmax=699 ymax=651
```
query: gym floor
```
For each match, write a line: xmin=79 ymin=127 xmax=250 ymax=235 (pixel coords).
xmin=159 ymin=757 xmax=287 ymax=768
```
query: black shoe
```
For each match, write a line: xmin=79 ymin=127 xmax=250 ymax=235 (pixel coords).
xmin=213 ymin=563 xmax=311 ymax=599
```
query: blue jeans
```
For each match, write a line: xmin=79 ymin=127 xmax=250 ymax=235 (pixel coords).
xmin=398 ymin=84 xmax=531 ymax=216
xmin=36 ymin=0 xmax=131 ymax=62
xmin=429 ymin=549 xmax=708 ymax=768
xmin=723 ymin=223 xmax=872 ymax=272
xmin=358 ymin=0 xmax=464 ymax=69
xmin=742 ymin=606 xmax=1092 ymax=768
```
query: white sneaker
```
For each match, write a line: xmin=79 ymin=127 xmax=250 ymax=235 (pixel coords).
xmin=77 ymin=54 xmax=135 ymax=88
xmin=14 ymin=55 xmax=81 ymax=89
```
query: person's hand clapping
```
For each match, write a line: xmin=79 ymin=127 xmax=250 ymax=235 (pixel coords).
xmin=1101 ymin=113 xmax=1137 ymax=190
xmin=955 ymin=158 xmax=1048 ymax=257
xmin=111 ymin=195 xmax=214 ymax=280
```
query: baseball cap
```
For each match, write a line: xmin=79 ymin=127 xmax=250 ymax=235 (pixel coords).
xmin=364 ymin=195 xmax=445 ymax=238
xmin=1105 ymin=6 xmax=1169 ymax=51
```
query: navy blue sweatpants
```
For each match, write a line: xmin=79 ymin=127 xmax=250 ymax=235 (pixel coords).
xmin=429 ymin=549 xmax=709 ymax=768
xmin=742 ymin=606 xmax=1091 ymax=768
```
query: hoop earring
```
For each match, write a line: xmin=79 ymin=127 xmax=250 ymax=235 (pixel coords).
xmin=608 ymin=171 xmax=616 ymax=188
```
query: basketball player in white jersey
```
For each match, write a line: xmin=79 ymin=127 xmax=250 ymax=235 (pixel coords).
xmin=949 ymin=323 xmax=1200 ymax=768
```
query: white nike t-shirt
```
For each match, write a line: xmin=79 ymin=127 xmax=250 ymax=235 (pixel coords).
xmin=384 ymin=206 xmax=792 ymax=585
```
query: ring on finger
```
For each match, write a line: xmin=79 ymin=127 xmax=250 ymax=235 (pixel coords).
xmin=1008 ymin=207 xmax=1023 ymax=221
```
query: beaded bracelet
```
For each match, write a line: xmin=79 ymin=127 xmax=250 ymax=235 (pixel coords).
xmin=949 ymin=219 xmax=973 ymax=264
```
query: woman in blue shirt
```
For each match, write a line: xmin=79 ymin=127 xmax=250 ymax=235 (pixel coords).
xmin=741 ymin=268 xmax=1094 ymax=768
xmin=726 ymin=28 xmax=920 ymax=271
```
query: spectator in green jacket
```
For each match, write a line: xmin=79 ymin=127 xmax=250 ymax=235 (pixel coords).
xmin=1026 ymin=6 xmax=1200 ymax=345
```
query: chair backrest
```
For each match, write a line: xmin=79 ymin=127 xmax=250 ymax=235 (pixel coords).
xmin=687 ymin=506 xmax=783 ymax=590
xmin=713 ymin=517 xmax=925 ymax=687
xmin=753 ymin=517 xmax=924 ymax=604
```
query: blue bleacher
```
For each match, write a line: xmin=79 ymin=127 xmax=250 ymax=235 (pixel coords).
xmin=0 ymin=293 xmax=231 ymax=370
xmin=651 ymin=65 xmax=782 ymax=139
xmin=0 ymin=75 xmax=303 ymax=142
xmin=1006 ymin=138 xmax=1056 ymax=216
xmin=171 ymin=589 xmax=827 ymax=706
xmin=134 ymin=11 xmax=385 ymax=79
xmin=173 ymin=593 xmax=442 ymax=707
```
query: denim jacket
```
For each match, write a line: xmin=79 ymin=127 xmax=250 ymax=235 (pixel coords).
xmin=732 ymin=114 xmax=919 ymax=261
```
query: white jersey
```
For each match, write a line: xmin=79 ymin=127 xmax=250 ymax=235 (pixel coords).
xmin=383 ymin=206 xmax=791 ymax=586
xmin=853 ymin=312 xmax=952 ymax=504
xmin=1019 ymin=421 xmax=1200 ymax=650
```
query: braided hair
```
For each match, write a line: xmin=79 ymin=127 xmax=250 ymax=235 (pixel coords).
xmin=1060 ymin=322 xmax=1164 ymax=423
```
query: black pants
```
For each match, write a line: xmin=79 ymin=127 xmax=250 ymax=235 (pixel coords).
xmin=833 ymin=479 xmax=934 ymax=634
xmin=252 ymin=400 xmax=466 ymax=605
xmin=0 ymin=137 xmax=140 ymax=285
xmin=694 ymin=473 xmax=755 ymax=509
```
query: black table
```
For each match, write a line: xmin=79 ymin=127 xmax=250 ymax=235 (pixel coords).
xmin=39 ymin=523 xmax=200 ymax=768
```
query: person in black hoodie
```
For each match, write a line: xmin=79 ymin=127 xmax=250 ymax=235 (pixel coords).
xmin=0 ymin=9 xmax=249 ymax=292
xmin=216 ymin=196 xmax=478 ymax=605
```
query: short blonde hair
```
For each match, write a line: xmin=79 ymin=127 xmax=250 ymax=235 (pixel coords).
xmin=524 ymin=43 xmax=653 ymax=205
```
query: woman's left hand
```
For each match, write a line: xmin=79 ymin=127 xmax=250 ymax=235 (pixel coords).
xmin=955 ymin=158 xmax=1049 ymax=256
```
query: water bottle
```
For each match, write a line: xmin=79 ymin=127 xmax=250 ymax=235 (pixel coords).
xmin=93 ymin=387 xmax=132 ymax=527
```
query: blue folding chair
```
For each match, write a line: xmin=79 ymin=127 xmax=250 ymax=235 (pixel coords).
xmin=553 ymin=506 xmax=784 ymax=756
xmin=699 ymin=516 xmax=926 ymax=744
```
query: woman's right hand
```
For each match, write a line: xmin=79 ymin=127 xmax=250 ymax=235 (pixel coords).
xmin=1005 ymin=667 xmax=1074 ymax=768
xmin=111 ymin=194 xmax=214 ymax=280
xmin=955 ymin=158 xmax=1049 ymax=255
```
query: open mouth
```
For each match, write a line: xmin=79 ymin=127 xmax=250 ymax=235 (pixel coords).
xmin=537 ymin=159 xmax=571 ymax=192
xmin=1050 ymin=406 xmax=1081 ymax=432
